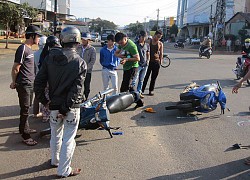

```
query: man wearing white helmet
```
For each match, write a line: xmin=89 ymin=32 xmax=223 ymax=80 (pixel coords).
xmin=33 ymin=36 xmax=47 ymax=118
xmin=34 ymin=26 xmax=87 ymax=178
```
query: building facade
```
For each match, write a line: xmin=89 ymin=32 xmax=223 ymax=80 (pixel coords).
xmin=20 ymin=0 xmax=70 ymax=14
xmin=176 ymin=0 xmax=248 ymax=39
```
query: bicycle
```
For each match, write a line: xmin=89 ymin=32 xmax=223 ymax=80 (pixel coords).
xmin=161 ymin=53 xmax=171 ymax=68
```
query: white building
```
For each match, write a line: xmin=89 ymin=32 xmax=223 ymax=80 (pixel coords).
xmin=20 ymin=0 xmax=70 ymax=14
xmin=177 ymin=0 xmax=248 ymax=38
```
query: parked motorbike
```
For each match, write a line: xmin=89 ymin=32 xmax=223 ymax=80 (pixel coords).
xmin=199 ymin=46 xmax=212 ymax=59
xmin=232 ymin=52 xmax=250 ymax=85
xmin=165 ymin=81 xmax=227 ymax=114
xmin=40 ymin=89 xmax=143 ymax=138
xmin=174 ymin=41 xmax=185 ymax=48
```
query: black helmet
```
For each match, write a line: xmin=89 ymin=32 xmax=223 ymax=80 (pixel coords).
xmin=25 ymin=25 xmax=42 ymax=36
xmin=46 ymin=35 xmax=61 ymax=48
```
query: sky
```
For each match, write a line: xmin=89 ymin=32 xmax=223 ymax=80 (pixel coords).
xmin=70 ymin=0 xmax=178 ymax=27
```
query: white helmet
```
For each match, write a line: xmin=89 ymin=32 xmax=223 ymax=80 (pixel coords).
xmin=39 ymin=36 xmax=47 ymax=47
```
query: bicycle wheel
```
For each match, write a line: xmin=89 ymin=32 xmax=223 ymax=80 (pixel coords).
xmin=161 ymin=55 xmax=171 ymax=68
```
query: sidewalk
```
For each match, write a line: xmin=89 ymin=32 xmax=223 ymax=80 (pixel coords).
xmin=164 ymin=42 xmax=240 ymax=55
xmin=0 ymin=42 xmax=38 ymax=55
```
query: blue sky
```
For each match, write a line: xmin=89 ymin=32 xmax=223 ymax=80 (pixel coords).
xmin=70 ymin=0 xmax=178 ymax=27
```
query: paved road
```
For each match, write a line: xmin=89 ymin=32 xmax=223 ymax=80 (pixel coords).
xmin=0 ymin=45 xmax=250 ymax=179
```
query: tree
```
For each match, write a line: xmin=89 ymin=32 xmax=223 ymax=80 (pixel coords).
xmin=151 ymin=24 xmax=158 ymax=31
xmin=20 ymin=2 xmax=38 ymax=22
xmin=89 ymin=19 xmax=117 ymax=33
xmin=0 ymin=2 xmax=38 ymax=48
xmin=169 ymin=24 xmax=178 ymax=37
xmin=238 ymin=28 xmax=249 ymax=43
xmin=125 ymin=22 xmax=144 ymax=36
xmin=0 ymin=2 xmax=20 ymax=48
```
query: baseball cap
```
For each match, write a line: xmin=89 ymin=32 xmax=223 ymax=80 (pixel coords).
xmin=81 ymin=32 xmax=91 ymax=40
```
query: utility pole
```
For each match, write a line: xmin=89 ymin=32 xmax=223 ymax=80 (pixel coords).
xmin=156 ymin=8 xmax=159 ymax=29
xmin=214 ymin=0 xmax=226 ymax=49
xmin=54 ymin=0 xmax=57 ymax=34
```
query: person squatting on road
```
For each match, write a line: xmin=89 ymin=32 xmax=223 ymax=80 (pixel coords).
xmin=142 ymin=30 xmax=163 ymax=96
xmin=10 ymin=25 xmax=42 ymax=146
xmin=33 ymin=36 xmax=47 ymax=118
xmin=114 ymin=32 xmax=140 ymax=92
xmin=131 ymin=30 xmax=150 ymax=98
xmin=77 ymin=32 xmax=97 ymax=99
xmin=100 ymin=34 xmax=120 ymax=94
xmin=34 ymin=26 xmax=87 ymax=178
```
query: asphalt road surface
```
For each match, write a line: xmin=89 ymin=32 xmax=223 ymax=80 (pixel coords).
xmin=0 ymin=43 xmax=250 ymax=180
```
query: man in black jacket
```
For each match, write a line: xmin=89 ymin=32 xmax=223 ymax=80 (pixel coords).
xmin=34 ymin=26 xmax=87 ymax=178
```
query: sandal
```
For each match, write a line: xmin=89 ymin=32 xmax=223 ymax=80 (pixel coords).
xmin=58 ymin=168 xmax=81 ymax=178
xmin=23 ymin=138 xmax=37 ymax=146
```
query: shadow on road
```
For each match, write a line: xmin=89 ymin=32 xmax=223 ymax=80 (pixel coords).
xmin=130 ymin=102 xmax=215 ymax=127
xmin=0 ymin=160 xmax=58 ymax=180
xmin=0 ymin=105 xmax=19 ymax=118
xmin=148 ymin=158 xmax=250 ymax=180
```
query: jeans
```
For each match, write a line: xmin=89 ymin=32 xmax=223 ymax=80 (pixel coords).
xmin=50 ymin=108 xmax=80 ymax=177
xmin=142 ymin=61 xmax=160 ymax=92
xmin=102 ymin=68 xmax=118 ymax=94
xmin=131 ymin=65 xmax=148 ymax=93
xmin=16 ymin=83 xmax=33 ymax=139
xmin=84 ymin=73 xmax=92 ymax=99
xmin=120 ymin=67 xmax=138 ymax=92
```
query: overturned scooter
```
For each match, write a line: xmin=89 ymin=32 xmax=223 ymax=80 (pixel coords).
xmin=165 ymin=81 xmax=227 ymax=114
xmin=40 ymin=89 xmax=143 ymax=138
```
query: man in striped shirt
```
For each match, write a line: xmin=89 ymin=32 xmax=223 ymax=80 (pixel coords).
xmin=10 ymin=25 xmax=42 ymax=146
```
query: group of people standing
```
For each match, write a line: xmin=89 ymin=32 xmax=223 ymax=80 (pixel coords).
xmin=9 ymin=25 xmax=164 ymax=178
xmin=101 ymin=30 xmax=163 ymax=99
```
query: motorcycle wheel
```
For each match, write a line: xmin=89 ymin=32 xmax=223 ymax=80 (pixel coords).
xmin=199 ymin=53 xmax=202 ymax=58
xmin=165 ymin=105 xmax=178 ymax=110
xmin=207 ymin=54 xmax=210 ymax=59
xmin=174 ymin=44 xmax=178 ymax=48
xmin=177 ymin=103 xmax=193 ymax=110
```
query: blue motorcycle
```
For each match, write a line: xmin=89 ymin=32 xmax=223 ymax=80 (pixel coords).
xmin=40 ymin=89 xmax=143 ymax=138
xmin=165 ymin=81 xmax=227 ymax=114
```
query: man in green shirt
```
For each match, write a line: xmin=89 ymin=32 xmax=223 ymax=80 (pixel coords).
xmin=114 ymin=32 xmax=140 ymax=92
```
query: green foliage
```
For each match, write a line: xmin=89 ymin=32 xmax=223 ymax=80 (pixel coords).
xmin=0 ymin=2 xmax=20 ymax=29
xmin=169 ymin=24 xmax=178 ymax=37
xmin=89 ymin=19 xmax=117 ymax=33
xmin=20 ymin=2 xmax=38 ymax=21
xmin=238 ymin=29 xmax=249 ymax=43
xmin=151 ymin=24 xmax=158 ymax=31
xmin=125 ymin=22 xmax=144 ymax=36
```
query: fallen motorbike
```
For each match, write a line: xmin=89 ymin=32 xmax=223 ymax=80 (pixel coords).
xmin=232 ymin=52 xmax=250 ymax=85
xmin=174 ymin=41 xmax=185 ymax=48
xmin=165 ymin=81 xmax=227 ymax=114
xmin=40 ymin=89 xmax=143 ymax=138
xmin=199 ymin=46 xmax=212 ymax=59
